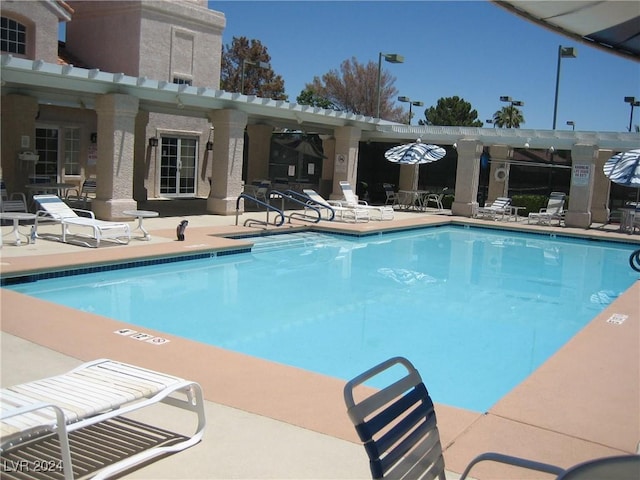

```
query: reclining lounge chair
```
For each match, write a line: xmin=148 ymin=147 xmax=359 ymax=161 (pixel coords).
xmin=1 ymin=359 xmax=206 ymax=480
xmin=34 ymin=194 xmax=130 ymax=247
xmin=339 ymin=181 xmax=394 ymax=220
xmin=303 ymin=189 xmax=369 ymax=223
xmin=528 ymin=192 xmax=566 ymax=225
xmin=475 ymin=197 xmax=511 ymax=220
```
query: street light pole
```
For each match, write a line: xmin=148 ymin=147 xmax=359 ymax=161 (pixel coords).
xmin=398 ymin=96 xmax=423 ymax=125
xmin=624 ymin=96 xmax=640 ymax=132
xmin=566 ymin=120 xmax=575 ymax=131
xmin=552 ymin=45 xmax=577 ymax=129
xmin=240 ymin=58 xmax=270 ymax=95
xmin=376 ymin=52 xmax=404 ymax=119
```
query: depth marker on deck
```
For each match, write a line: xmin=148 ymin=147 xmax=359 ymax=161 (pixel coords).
xmin=606 ymin=314 xmax=628 ymax=325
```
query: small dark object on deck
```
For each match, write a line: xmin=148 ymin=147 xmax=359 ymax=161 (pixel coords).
xmin=176 ymin=220 xmax=188 ymax=241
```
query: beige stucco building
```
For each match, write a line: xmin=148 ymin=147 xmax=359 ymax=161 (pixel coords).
xmin=1 ymin=0 xmax=638 ymax=226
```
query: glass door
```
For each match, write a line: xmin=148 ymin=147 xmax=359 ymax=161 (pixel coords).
xmin=159 ymin=137 xmax=197 ymax=197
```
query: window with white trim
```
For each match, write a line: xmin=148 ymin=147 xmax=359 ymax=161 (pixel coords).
xmin=63 ymin=128 xmax=80 ymax=176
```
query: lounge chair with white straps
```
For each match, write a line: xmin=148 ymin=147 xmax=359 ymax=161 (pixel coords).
xmin=1 ymin=359 xmax=206 ymax=480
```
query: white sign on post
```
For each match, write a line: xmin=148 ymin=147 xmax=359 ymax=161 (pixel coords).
xmin=572 ymin=164 xmax=591 ymax=186
xmin=335 ymin=153 xmax=347 ymax=173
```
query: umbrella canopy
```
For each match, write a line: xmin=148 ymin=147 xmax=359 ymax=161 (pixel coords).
xmin=385 ymin=139 xmax=446 ymax=165
xmin=603 ymin=148 xmax=640 ymax=188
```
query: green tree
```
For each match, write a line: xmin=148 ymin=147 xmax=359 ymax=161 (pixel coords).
xmin=220 ymin=36 xmax=287 ymax=100
xmin=296 ymin=89 xmax=336 ymax=110
xmin=303 ymin=57 xmax=404 ymax=121
xmin=420 ymin=96 xmax=483 ymax=126
xmin=492 ymin=106 xmax=525 ymax=128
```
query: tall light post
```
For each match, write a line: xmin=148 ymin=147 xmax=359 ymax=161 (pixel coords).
xmin=566 ymin=120 xmax=575 ymax=131
xmin=486 ymin=119 xmax=496 ymax=128
xmin=376 ymin=52 xmax=404 ymax=118
xmin=552 ymin=45 xmax=577 ymax=129
xmin=398 ymin=96 xmax=423 ymax=125
xmin=240 ymin=58 xmax=270 ymax=95
xmin=624 ymin=96 xmax=640 ymax=132
xmin=500 ymin=96 xmax=524 ymax=128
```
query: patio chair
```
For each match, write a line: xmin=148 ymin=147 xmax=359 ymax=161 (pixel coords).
xmin=528 ymin=192 xmax=566 ymax=225
xmin=424 ymin=193 xmax=444 ymax=211
xmin=344 ymin=356 xmax=635 ymax=480
xmin=383 ymin=183 xmax=399 ymax=206
xmin=1 ymin=358 xmax=206 ymax=480
xmin=66 ymin=177 xmax=97 ymax=209
xmin=303 ymin=189 xmax=369 ymax=223
xmin=339 ymin=181 xmax=394 ymax=220
xmin=0 ymin=179 xmax=28 ymax=213
xmin=475 ymin=197 xmax=511 ymax=220
xmin=34 ymin=194 xmax=130 ymax=247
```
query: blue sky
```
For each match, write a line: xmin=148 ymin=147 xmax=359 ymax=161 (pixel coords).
xmin=210 ymin=0 xmax=640 ymax=133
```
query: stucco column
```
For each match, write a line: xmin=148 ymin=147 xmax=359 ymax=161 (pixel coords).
xmin=451 ymin=139 xmax=483 ymax=217
xmin=93 ymin=93 xmax=139 ymax=220
xmin=208 ymin=109 xmax=248 ymax=215
xmin=246 ymin=124 xmax=273 ymax=183
xmin=331 ymin=126 xmax=361 ymax=200
xmin=487 ymin=145 xmax=511 ymax=202
xmin=592 ymin=149 xmax=613 ymax=224
xmin=1 ymin=94 xmax=39 ymax=192
xmin=320 ymin=135 xmax=336 ymax=198
xmin=565 ymin=144 xmax=598 ymax=228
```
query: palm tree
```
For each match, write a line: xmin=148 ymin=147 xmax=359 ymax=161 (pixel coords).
xmin=492 ymin=106 xmax=525 ymax=128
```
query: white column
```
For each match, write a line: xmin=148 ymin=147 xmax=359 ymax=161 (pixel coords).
xmin=331 ymin=126 xmax=361 ymax=199
xmin=93 ymin=93 xmax=139 ymax=220
xmin=207 ymin=109 xmax=248 ymax=215
xmin=451 ymin=139 xmax=483 ymax=217
xmin=592 ymin=149 xmax=613 ymax=224
xmin=566 ymin=144 xmax=598 ymax=228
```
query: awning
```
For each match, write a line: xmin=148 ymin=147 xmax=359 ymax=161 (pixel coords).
xmin=494 ymin=1 xmax=640 ymax=62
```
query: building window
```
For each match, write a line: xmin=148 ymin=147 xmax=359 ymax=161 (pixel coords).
xmin=63 ymin=128 xmax=80 ymax=176
xmin=35 ymin=128 xmax=59 ymax=180
xmin=173 ymin=77 xmax=192 ymax=86
xmin=1 ymin=17 xmax=26 ymax=54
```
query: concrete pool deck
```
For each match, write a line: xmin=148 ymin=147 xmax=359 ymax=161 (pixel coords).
xmin=1 ymin=202 xmax=639 ymax=479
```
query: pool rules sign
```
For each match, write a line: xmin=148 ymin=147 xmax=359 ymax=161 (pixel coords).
xmin=572 ymin=164 xmax=591 ymax=186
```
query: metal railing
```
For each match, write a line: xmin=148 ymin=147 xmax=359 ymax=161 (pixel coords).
xmin=235 ymin=194 xmax=285 ymax=228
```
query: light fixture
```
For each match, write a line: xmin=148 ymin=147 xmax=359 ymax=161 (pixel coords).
xmin=398 ymin=96 xmax=423 ymax=125
xmin=206 ymin=141 xmax=213 ymax=151
xmin=624 ymin=96 xmax=640 ymax=132
xmin=376 ymin=52 xmax=404 ymax=118
xmin=240 ymin=59 xmax=270 ymax=95
xmin=566 ymin=120 xmax=575 ymax=131
xmin=148 ymin=137 xmax=158 ymax=147
xmin=552 ymin=45 xmax=577 ymax=129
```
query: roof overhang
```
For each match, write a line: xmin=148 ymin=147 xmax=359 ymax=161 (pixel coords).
xmin=1 ymin=54 xmax=638 ymax=151
xmin=493 ymin=1 xmax=640 ymax=62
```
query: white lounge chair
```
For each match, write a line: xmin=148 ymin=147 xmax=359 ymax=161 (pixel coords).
xmin=476 ymin=196 xmax=511 ymax=220
xmin=339 ymin=181 xmax=394 ymax=220
xmin=0 ymin=359 xmax=206 ymax=480
xmin=34 ymin=194 xmax=130 ymax=247
xmin=303 ymin=189 xmax=369 ymax=223
xmin=528 ymin=192 xmax=566 ymax=225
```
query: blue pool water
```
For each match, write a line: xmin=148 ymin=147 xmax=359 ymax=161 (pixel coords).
xmin=5 ymin=226 xmax=638 ymax=412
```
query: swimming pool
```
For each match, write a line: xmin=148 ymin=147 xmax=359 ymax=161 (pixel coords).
xmin=5 ymin=226 xmax=638 ymax=412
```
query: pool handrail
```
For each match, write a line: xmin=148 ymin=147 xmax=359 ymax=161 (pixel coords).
xmin=283 ymin=189 xmax=335 ymax=221
xmin=235 ymin=193 xmax=285 ymax=227
xmin=268 ymin=189 xmax=322 ymax=224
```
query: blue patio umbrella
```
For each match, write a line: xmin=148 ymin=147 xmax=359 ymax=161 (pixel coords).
xmin=603 ymin=148 xmax=640 ymax=201
xmin=384 ymin=139 xmax=446 ymax=165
